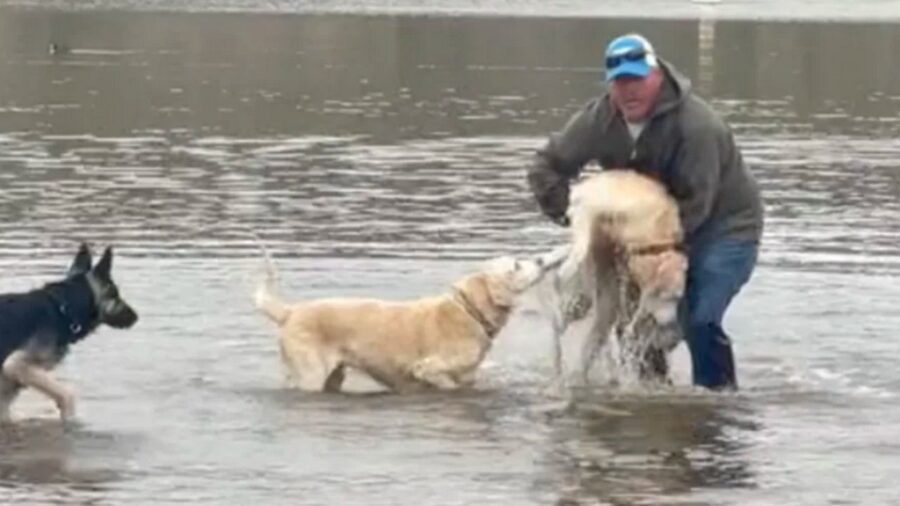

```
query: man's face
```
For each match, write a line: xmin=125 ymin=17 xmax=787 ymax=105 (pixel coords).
xmin=608 ymin=69 xmax=663 ymax=123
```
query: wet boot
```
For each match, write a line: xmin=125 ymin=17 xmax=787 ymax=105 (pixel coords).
xmin=689 ymin=323 xmax=737 ymax=390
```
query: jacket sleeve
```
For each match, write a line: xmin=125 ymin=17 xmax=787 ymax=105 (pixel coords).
xmin=527 ymin=102 xmax=599 ymax=224
xmin=670 ymin=125 xmax=724 ymax=239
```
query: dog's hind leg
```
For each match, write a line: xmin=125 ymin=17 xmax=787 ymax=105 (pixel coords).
xmin=1 ymin=350 xmax=76 ymax=421
xmin=278 ymin=338 xmax=343 ymax=392
xmin=544 ymin=260 xmax=596 ymax=395
xmin=551 ymin=320 xmax=564 ymax=380
xmin=579 ymin=332 xmax=603 ymax=386
xmin=323 ymin=364 xmax=346 ymax=393
xmin=542 ymin=313 xmax=572 ymax=398
xmin=578 ymin=260 xmax=622 ymax=386
xmin=0 ymin=376 xmax=22 ymax=423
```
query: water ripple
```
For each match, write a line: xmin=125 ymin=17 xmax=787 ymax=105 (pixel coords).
xmin=0 ymin=125 xmax=898 ymax=273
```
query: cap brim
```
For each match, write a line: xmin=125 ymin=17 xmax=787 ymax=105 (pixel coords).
xmin=606 ymin=61 xmax=652 ymax=82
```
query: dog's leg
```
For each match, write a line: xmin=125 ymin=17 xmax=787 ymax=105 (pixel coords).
xmin=0 ymin=376 xmax=22 ymax=423
xmin=579 ymin=329 xmax=603 ymax=386
xmin=410 ymin=357 xmax=464 ymax=390
xmin=551 ymin=317 xmax=564 ymax=379
xmin=410 ymin=337 xmax=486 ymax=391
xmin=578 ymin=302 xmax=617 ymax=387
xmin=456 ymin=368 xmax=479 ymax=388
xmin=542 ymin=312 xmax=571 ymax=398
xmin=544 ymin=257 xmax=596 ymax=395
xmin=278 ymin=338 xmax=342 ymax=392
xmin=1 ymin=350 xmax=76 ymax=421
xmin=577 ymin=256 xmax=623 ymax=387
xmin=411 ymin=342 xmax=487 ymax=391
xmin=322 ymin=364 xmax=346 ymax=393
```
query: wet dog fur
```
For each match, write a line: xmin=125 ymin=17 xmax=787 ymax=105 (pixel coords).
xmin=548 ymin=170 xmax=688 ymax=388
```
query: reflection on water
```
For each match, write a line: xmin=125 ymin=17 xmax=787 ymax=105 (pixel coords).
xmin=0 ymin=420 xmax=133 ymax=504
xmin=539 ymin=397 xmax=758 ymax=504
xmin=0 ymin=7 xmax=898 ymax=506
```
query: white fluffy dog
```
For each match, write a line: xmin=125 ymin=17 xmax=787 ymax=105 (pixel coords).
xmin=541 ymin=169 xmax=688 ymax=389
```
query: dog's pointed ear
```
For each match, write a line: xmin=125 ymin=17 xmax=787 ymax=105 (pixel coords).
xmin=94 ymin=246 xmax=114 ymax=280
xmin=67 ymin=243 xmax=93 ymax=277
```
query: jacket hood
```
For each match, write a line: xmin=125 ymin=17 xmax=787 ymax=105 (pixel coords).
xmin=650 ymin=58 xmax=692 ymax=118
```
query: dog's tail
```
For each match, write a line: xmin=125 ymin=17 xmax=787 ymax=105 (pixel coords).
xmin=250 ymin=232 xmax=290 ymax=326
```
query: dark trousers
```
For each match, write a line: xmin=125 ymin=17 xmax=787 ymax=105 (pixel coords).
xmin=680 ymin=238 xmax=759 ymax=390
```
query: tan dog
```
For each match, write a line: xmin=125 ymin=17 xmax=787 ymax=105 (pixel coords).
xmin=550 ymin=169 xmax=688 ymax=387
xmin=253 ymin=248 xmax=560 ymax=393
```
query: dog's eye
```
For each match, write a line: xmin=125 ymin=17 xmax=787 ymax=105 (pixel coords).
xmin=514 ymin=261 xmax=521 ymax=271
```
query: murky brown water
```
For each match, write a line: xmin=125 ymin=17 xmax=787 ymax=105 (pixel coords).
xmin=1 ymin=6 xmax=900 ymax=505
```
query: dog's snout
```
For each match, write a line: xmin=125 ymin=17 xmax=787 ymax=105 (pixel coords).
xmin=104 ymin=300 xmax=139 ymax=329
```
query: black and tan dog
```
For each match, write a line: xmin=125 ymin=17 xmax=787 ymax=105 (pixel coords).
xmin=0 ymin=244 xmax=138 ymax=422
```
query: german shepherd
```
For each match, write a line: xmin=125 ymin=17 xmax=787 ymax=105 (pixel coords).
xmin=0 ymin=243 xmax=138 ymax=422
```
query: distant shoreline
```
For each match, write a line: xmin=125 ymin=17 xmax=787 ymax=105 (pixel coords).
xmin=1 ymin=0 xmax=900 ymax=23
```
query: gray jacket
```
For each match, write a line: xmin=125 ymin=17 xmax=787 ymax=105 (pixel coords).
xmin=527 ymin=60 xmax=763 ymax=245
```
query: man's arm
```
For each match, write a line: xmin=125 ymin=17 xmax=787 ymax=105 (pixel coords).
xmin=527 ymin=101 xmax=601 ymax=225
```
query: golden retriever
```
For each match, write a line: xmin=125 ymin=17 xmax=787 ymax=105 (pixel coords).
xmin=253 ymin=248 xmax=563 ymax=393
xmin=549 ymin=169 xmax=688 ymax=387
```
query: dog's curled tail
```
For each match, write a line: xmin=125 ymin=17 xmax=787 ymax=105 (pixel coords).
xmin=250 ymin=232 xmax=289 ymax=326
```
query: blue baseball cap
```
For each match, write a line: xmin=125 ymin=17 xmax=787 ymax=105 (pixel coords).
xmin=604 ymin=34 xmax=659 ymax=82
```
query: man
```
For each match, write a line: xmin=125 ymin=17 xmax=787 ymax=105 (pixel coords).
xmin=527 ymin=33 xmax=763 ymax=390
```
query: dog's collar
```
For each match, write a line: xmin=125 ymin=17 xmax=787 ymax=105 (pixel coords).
xmin=625 ymin=242 xmax=684 ymax=257
xmin=46 ymin=290 xmax=86 ymax=336
xmin=452 ymin=288 xmax=501 ymax=339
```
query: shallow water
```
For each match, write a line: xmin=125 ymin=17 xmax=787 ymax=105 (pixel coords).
xmin=1 ymin=6 xmax=900 ymax=506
